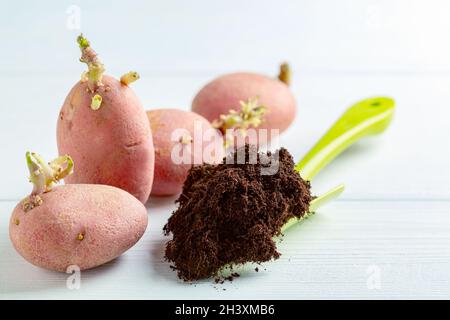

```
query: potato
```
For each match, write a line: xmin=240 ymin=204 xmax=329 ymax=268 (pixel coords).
xmin=147 ymin=109 xmax=224 ymax=196
xmin=192 ymin=64 xmax=296 ymax=144
xmin=57 ymin=35 xmax=154 ymax=203
xmin=9 ymin=153 xmax=148 ymax=272
xmin=10 ymin=184 xmax=148 ymax=272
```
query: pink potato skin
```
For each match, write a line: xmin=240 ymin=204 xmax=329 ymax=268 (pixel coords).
xmin=9 ymin=184 xmax=148 ymax=272
xmin=192 ymin=72 xmax=296 ymax=140
xmin=147 ymin=109 xmax=224 ymax=196
xmin=57 ymin=75 xmax=154 ymax=203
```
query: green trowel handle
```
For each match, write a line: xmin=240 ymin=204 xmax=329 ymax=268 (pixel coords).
xmin=295 ymin=97 xmax=395 ymax=181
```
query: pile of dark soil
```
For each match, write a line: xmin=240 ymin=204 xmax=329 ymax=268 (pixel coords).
xmin=163 ymin=145 xmax=312 ymax=281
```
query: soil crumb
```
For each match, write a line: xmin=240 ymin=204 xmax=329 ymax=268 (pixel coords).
xmin=214 ymin=272 xmax=240 ymax=284
xmin=163 ymin=144 xmax=312 ymax=281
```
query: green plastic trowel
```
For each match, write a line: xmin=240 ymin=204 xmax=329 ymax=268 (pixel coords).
xmin=281 ymin=97 xmax=395 ymax=232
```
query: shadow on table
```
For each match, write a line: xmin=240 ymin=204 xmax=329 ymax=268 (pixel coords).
xmin=148 ymin=238 xmax=182 ymax=283
xmin=145 ymin=194 xmax=179 ymax=211
xmin=148 ymin=237 xmax=266 ymax=286
xmin=0 ymin=242 xmax=123 ymax=295
xmin=309 ymin=137 xmax=383 ymax=178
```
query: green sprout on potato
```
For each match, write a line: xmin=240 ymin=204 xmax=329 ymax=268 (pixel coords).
xmin=77 ymin=34 xmax=105 ymax=93
xmin=278 ymin=62 xmax=291 ymax=86
xmin=78 ymin=34 xmax=140 ymax=110
xmin=120 ymin=71 xmax=140 ymax=85
xmin=23 ymin=152 xmax=74 ymax=212
xmin=212 ymin=97 xmax=266 ymax=147
xmin=91 ymin=94 xmax=103 ymax=110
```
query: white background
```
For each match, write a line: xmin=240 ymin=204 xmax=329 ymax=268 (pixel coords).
xmin=1 ymin=0 xmax=450 ymax=299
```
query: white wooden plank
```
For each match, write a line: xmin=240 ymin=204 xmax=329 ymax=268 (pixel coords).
xmin=1 ymin=0 xmax=450 ymax=301
xmin=1 ymin=0 xmax=450 ymax=75
xmin=1 ymin=200 xmax=450 ymax=299
xmin=1 ymin=73 xmax=449 ymax=200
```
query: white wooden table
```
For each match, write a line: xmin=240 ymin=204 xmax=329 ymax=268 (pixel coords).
xmin=1 ymin=0 xmax=450 ymax=299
